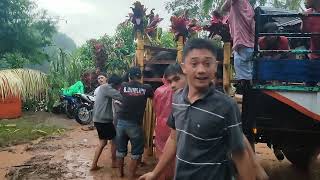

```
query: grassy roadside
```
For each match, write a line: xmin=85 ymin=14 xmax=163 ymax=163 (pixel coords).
xmin=0 ymin=117 xmax=65 ymax=147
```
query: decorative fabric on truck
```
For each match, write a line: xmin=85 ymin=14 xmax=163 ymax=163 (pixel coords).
xmin=254 ymin=59 xmax=320 ymax=82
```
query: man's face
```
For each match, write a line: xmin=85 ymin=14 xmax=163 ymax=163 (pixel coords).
xmin=97 ymin=75 xmax=107 ymax=85
xmin=166 ymin=74 xmax=186 ymax=92
xmin=181 ymin=49 xmax=217 ymax=91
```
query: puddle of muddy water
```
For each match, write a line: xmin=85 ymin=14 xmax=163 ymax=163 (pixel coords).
xmin=5 ymin=155 xmax=68 ymax=180
xmin=62 ymin=149 xmax=94 ymax=179
xmin=0 ymin=144 xmax=32 ymax=178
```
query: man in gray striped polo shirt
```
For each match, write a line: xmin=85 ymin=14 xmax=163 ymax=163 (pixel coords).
xmin=139 ymin=38 xmax=257 ymax=180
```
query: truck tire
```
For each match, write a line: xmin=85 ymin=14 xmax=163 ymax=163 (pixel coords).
xmin=283 ymin=147 xmax=317 ymax=169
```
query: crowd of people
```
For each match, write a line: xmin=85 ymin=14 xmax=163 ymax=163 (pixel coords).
xmin=89 ymin=38 xmax=267 ymax=180
xmin=86 ymin=0 xmax=319 ymax=179
xmin=88 ymin=67 xmax=153 ymax=180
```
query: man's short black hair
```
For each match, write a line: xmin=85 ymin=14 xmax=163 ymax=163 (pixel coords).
xmin=264 ymin=22 xmax=279 ymax=33
xmin=108 ymin=74 xmax=122 ymax=87
xmin=128 ymin=66 xmax=142 ymax=80
xmin=182 ymin=38 xmax=218 ymax=62
xmin=164 ymin=63 xmax=183 ymax=78
xmin=98 ymin=72 xmax=108 ymax=78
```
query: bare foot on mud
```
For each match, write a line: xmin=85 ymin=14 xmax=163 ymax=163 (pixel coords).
xmin=118 ymin=168 xmax=124 ymax=177
xmin=128 ymin=174 xmax=141 ymax=180
xmin=140 ymin=161 xmax=147 ymax=167
xmin=81 ymin=126 xmax=95 ymax=131
xmin=90 ymin=166 xmax=103 ymax=171
xmin=111 ymin=163 xmax=119 ymax=168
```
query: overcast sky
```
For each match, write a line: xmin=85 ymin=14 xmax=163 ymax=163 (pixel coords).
xmin=35 ymin=0 xmax=172 ymax=46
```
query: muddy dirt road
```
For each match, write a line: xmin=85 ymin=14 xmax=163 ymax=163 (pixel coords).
xmin=1 ymin=113 xmax=320 ymax=180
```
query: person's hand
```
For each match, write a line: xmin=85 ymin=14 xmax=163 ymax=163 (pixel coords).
xmin=299 ymin=12 xmax=309 ymax=17
xmin=138 ymin=172 xmax=156 ymax=180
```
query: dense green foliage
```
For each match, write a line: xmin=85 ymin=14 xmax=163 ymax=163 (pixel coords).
xmin=160 ymin=31 xmax=177 ymax=49
xmin=1 ymin=0 xmax=181 ymax=112
xmin=166 ymin=0 xmax=304 ymax=18
xmin=0 ymin=0 xmax=57 ymax=68
xmin=73 ymin=22 xmax=135 ymax=75
xmin=0 ymin=118 xmax=64 ymax=147
xmin=165 ymin=0 xmax=210 ymax=21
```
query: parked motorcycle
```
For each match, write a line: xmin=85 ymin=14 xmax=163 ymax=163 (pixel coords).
xmin=74 ymin=93 xmax=95 ymax=125
xmin=59 ymin=95 xmax=79 ymax=119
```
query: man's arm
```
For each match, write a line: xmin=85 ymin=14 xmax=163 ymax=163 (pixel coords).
xmin=243 ymin=135 xmax=269 ymax=180
xmin=226 ymin=100 xmax=255 ymax=180
xmin=232 ymin=147 xmax=255 ymax=180
xmin=102 ymin=85 xmax=123 ymax=101
xmin=139 ymin=129 xmax=177 ymax=180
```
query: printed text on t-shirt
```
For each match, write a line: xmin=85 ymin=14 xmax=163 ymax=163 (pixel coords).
xmin=123 ymin=87 xmax=146 ymax=96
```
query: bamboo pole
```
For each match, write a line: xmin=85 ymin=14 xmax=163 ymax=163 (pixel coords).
xmin=144 ymin=35 xmax=152 ymax=61
xmin=177 ymin=36 xmax=184 ymax=63
xmin=223 ymin=42 xmax=232 ymax=95
xmin=142 ymin=98 xmax=155 ymax=156
xmin=136 ymin=31 xmax=144 ymax=82
xmin=136 ymin=31 xmax=155 ymax=156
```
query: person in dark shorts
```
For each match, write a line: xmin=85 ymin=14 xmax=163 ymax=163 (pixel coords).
xmin=116 ymin=67 xmax=154 ymax=180
xmin=108 ymin=74 xmax=123 ymax=168
xmin=82 ymin=72 xmax=108 ymax=131
xmin=90 ymin=80 xmax=122 ymax=171
xmin=139 ymin=39 xmax=267 ymax=180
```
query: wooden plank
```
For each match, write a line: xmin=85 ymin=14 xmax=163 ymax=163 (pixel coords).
xmin=144 ymin=45 xmax=177 ymax=53
xmin=177 ymin=36 xmax=184 ymax=64
xmin=217 ymin=79 xmax=238 ymax=84
xmin=223 ymin=43 xmax=232 ymax=95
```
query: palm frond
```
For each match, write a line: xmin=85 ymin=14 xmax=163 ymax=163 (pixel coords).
xmin=202 ymin=0 xmax=215 ymax=14
xmin=287 ymin=0 xmax=303 ymax=10
xmin=0 ymin=69 xmax=48 ymax=101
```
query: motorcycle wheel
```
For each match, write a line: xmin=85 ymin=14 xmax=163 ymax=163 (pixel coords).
xmin=65 ymin=103 xmax=75 ymax=119
xmin=75 ymin=104 xmax=93 ymax=125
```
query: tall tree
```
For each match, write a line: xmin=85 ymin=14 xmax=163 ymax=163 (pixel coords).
xmin=52 ymin=33 xmax=77 ymax=53
xmin=202 ymin=0 xmax=224 ymax=14
xmin=0 ymin=0 xmax=56 ymax=68
xmin=74 ymin=22 xmax=135 ymax=74
xmin=165 ymin=0 xmax=210 ymax=20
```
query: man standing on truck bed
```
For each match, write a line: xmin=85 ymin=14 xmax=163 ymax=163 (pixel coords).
xmin=139 ymin=38 xmax=256 ymax=180
xmin=116 ymin=67 xmax=154 ymax=180
xmin=221 ymin=0 xmax=255 ymax=94
xmin=302 ymin=0 xmax=320 ymax=60
xmin=259 ymin=22 xmax=290 ymax=60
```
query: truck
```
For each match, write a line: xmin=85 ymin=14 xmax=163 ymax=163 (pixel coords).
xmin=241 ymin=6 xmax=320 ymax=168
